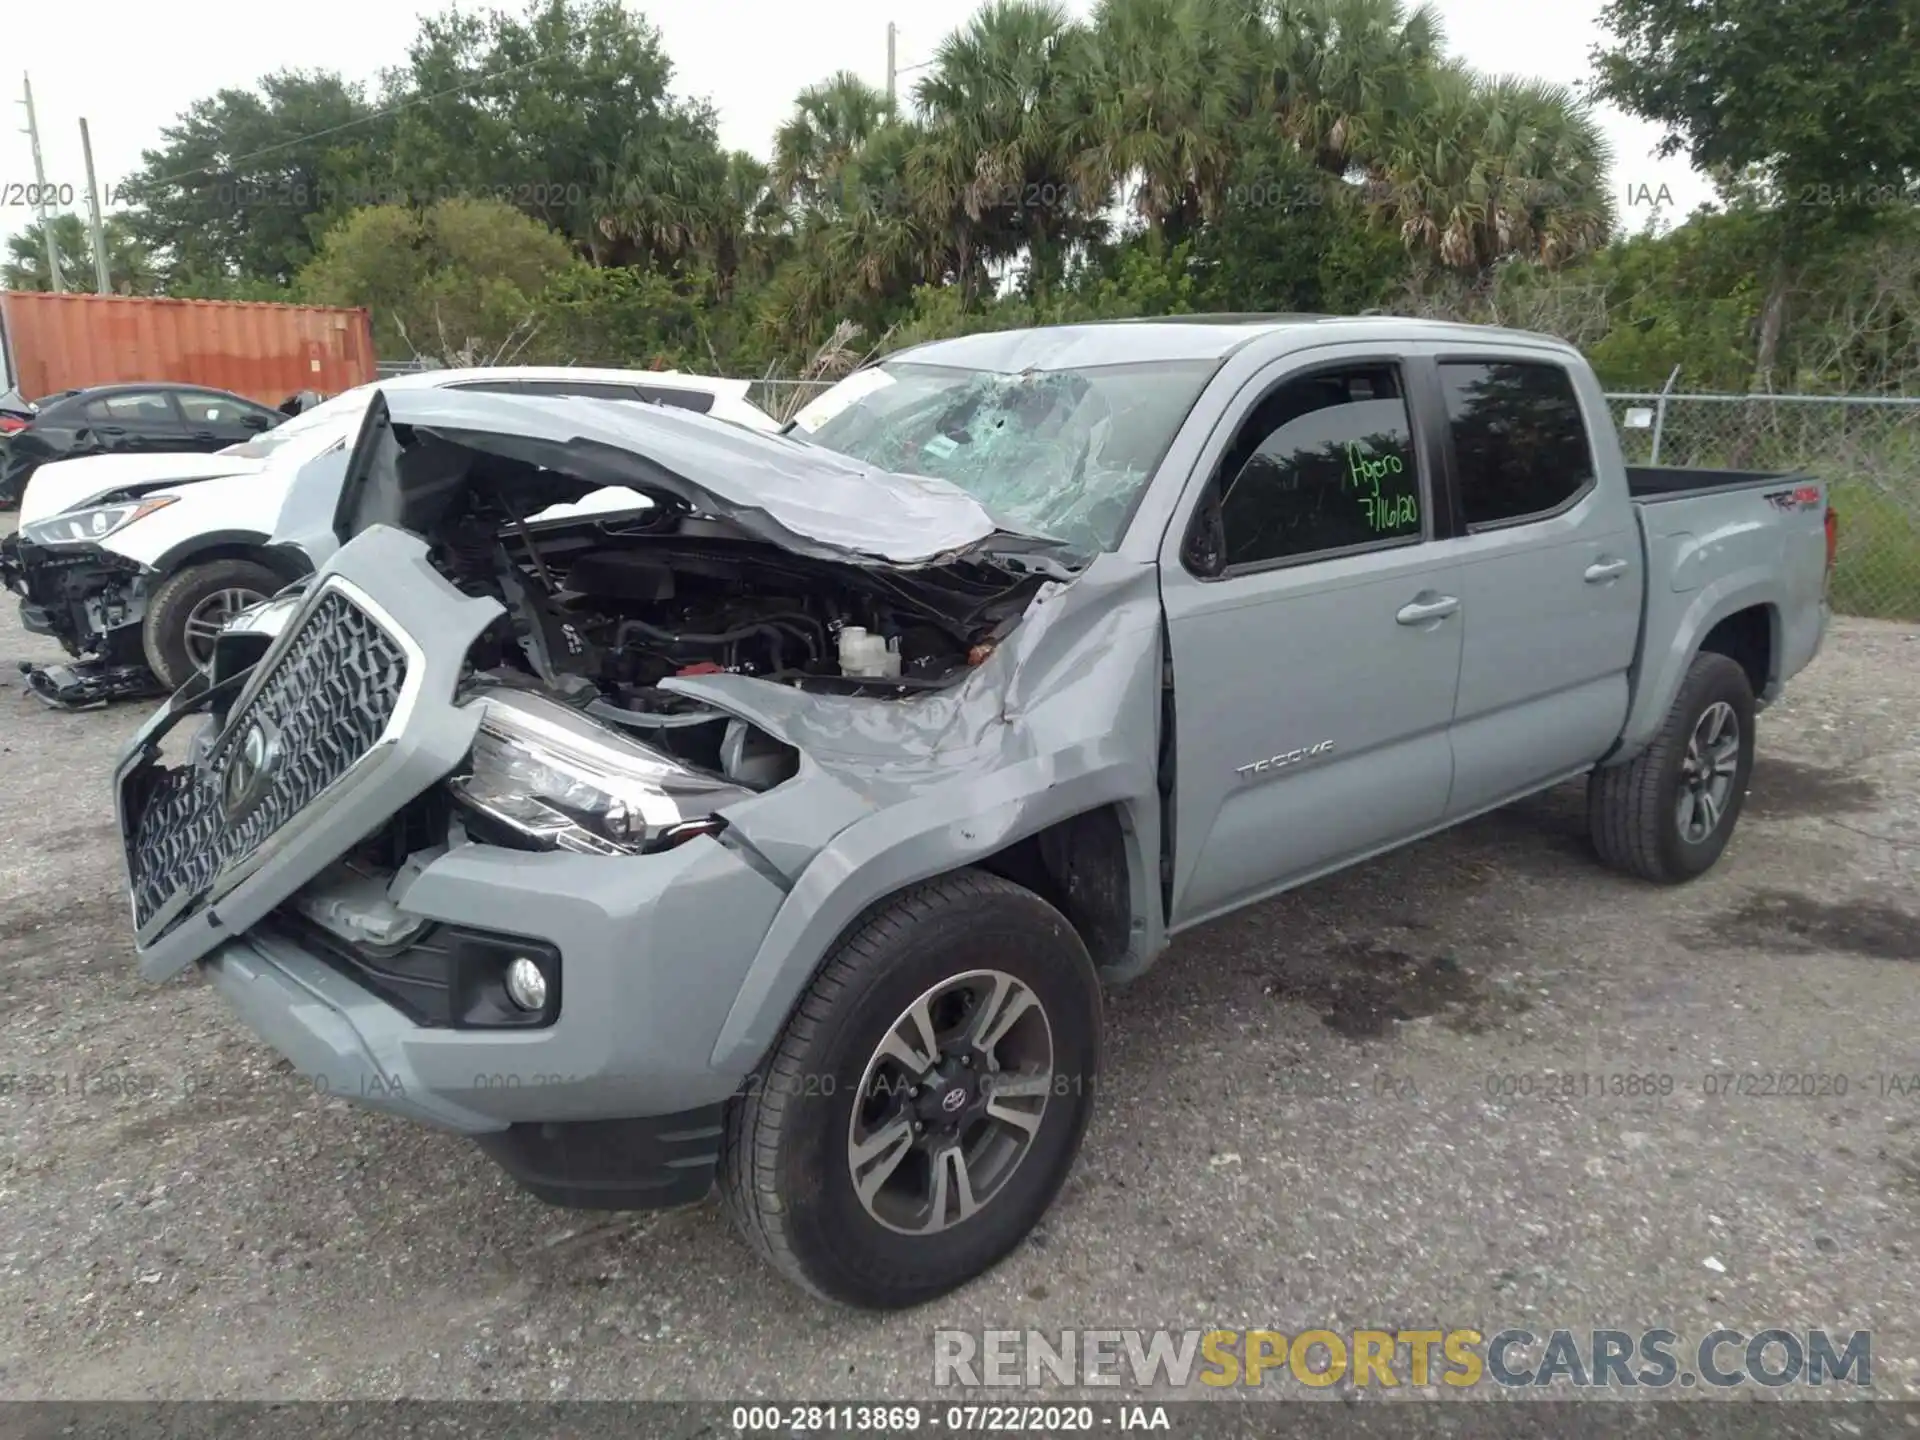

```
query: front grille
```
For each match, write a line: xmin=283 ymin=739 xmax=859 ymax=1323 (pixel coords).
xmin=125 ymin=588 xmax=410 ymax=932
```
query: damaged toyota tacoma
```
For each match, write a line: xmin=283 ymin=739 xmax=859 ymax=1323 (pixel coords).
xmin=115 ymin=318 xmax=1835 ymax=1307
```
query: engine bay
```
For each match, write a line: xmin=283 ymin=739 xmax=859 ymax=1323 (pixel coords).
xmin=425 ymin=503 xmax=1053 ymax=781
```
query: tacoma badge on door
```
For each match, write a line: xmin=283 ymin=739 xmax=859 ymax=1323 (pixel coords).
xmin=1236 ymin=740 xmax=1336 ymax=778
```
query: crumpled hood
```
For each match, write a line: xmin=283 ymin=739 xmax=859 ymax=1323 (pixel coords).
xmin=341 ymin=387 xmax=1006 ymax=566
xmin=19 ymin=450 xmax=267 ymax=525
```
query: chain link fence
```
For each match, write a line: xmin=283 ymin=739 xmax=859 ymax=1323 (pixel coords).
xmin=1604 ymin=392 xmax=1920 ymax=620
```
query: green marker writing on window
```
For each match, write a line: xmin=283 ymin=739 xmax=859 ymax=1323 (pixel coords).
xmin=1345 ymin=442 xmax=1403 ymax=498
xmin=1361 ymin=493 xmax=1419 ymax=531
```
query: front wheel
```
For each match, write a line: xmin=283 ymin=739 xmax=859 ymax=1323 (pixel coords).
xmin=721 ymin=870 xmax=1103 ymax=1308
xmin=141 ymin=558 xmax=281 ymax=690
xmin=1589 ymin=650 xmax=1756 ymax=883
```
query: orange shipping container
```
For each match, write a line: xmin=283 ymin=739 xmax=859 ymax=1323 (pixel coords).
xmin=0 ymin=292 xmax=377 ymax=405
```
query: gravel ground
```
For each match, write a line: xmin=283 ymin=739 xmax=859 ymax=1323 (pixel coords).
xmin=1 ymin=569 xmax=1917 ymax=1403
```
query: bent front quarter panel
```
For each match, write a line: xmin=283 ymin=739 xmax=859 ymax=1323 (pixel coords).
xmin=116 ymin=525 xmax=502 ymax=980
xmin=697 ymin=555 xmax=1171 ymax=1074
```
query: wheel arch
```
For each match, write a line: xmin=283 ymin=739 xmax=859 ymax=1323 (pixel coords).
xmin=709 ymin=768 xmax=1164 ymax=1076
xmin=149 ymin=530 xmax=312 ymax=587
xmin=1611 ymin=572 xmax=1781 ymax=764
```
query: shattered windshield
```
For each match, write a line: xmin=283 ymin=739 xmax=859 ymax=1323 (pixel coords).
xmin=788 ymin=359 xmax=1217 ymax=553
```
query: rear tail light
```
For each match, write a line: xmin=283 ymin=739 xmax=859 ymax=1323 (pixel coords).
xmin=1825 ymin=505 xmax=1839 ymax=573
xmin=0 ymin=417 xmax=25 ymax=434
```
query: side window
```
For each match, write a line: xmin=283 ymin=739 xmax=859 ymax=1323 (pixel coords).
xmin=1439 ymin=360 xmax=1595 ymax=527
xmin=176 ymin=391 xmax=251 ymax=424
xmin=630 ymin=385 xmax=713 ymax=414
xmin=1197 ymin=366 xmax=1423 ymax=572
xmin=84 ymin=391 xmax=179 ymax=425
xmin=520 ymin=381 xmax=641 ymax=401
xmin=446 ymin=380 xmax=527 ymax=395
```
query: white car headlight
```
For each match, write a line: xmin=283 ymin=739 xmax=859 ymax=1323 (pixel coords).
xmin=21 ymin=495 xmax=177 ymax=547
xmin=448 ymin=686 xmax=754 ymax=855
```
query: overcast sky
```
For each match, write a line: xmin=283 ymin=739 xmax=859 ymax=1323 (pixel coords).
xmin=1 ymin=0 xmax=1712 ymax=267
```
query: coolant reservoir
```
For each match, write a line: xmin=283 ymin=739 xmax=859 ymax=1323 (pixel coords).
xmin=838 ymin=627 xmax=902 ymax=678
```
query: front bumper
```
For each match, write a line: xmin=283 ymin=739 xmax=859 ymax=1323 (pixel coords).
xmin=205 ymin=835 xmax=788 ymax=1129
xmin=1 ymin=531 xmax=148 ymax=658
xmin=115 ymin=528 xmax=794 ymax=1209
xmin=197 ymin=834 xmax=785 ymax=1206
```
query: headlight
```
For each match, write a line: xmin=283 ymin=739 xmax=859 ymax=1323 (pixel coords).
xmin=21 ymin=496 xmax=177 ymax=547
xmin=448 ymin=686 xmax=754 ymax=855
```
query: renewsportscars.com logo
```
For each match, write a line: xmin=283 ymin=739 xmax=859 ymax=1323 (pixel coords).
xmin=933 ymin=1328 xmax=1873 ymax=1390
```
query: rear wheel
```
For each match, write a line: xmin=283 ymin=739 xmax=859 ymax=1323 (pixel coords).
xmin=142 ymin=558 xmax=280 ymax=690
xmin=1589 ymin=650 xmax=1756 ymax=883
xmin=721 ymin=870 xmax=1102 ymax=1308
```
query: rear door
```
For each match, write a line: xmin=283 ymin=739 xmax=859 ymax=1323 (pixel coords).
xmin=1160 ymin=350 xmax=1464 ymax=929
xmin=1431 ymin=354 xmax=1643 ymax=817
xmin=83 ymin=389 xmax=190 ymax=457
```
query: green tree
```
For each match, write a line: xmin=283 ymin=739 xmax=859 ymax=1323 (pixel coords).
xmin=388 ymin=0 xmax=719 ymax=264
xmin=1592 ymin=0 xmax=1920 ymax=382
xmin=912 ymin=0 xmax=1096 ymax=300
xmin=1066 ymin=0 xmax=1262 ymax=235
xmin=771 ymin=72 xmax=897 ymax=214
xmin=3 ymin=213 xmax=157 ymax=294
xmin=299 ymin=197 xmax=574 ymax=361
xmin=1364 ymin=67 xmax=1614 ymax=276
xmin=121 ymin=71 xmax=389 ymax=289
xmin=1264 ymin=0 xmax=1445 ymax=176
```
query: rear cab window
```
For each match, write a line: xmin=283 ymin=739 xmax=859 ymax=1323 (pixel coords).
xmin=1438 ymin=360 xmax=1596 ymax=528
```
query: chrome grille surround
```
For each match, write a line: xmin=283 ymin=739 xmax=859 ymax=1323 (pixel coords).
xmin=125 ymin=579 xmax=415 ymax=940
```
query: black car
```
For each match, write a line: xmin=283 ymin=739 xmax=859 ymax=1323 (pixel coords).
xmin=0 ymin=382 xmax=285 ymax=509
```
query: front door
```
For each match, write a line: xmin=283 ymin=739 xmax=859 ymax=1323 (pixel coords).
xmin=176 ymin=389 xmax=274 ymax=449
xmin=1161 ymin=356 xmax=1464 ymax=930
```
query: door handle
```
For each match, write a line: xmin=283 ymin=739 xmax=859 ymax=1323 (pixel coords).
xmin=1585 ymin=558 xmax=1630 ymax=583
xmin=1395 ymin=594 xmax=1460 ymax=626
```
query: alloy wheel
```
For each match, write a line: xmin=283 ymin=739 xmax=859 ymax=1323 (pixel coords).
xmin=846 ymin=969 xmax=1055 ymax=1236
xmin=1677 ymin=700 xmax=1740 ymax=844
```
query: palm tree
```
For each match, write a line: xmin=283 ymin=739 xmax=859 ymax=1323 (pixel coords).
xmin=1065 ymin=0 xmax=1264 ymax=234
xmin=771 ymin=72 xmax=897 ymax=215
xmin=1262 ymin=0 xmax=1445 ymax=175
xmin=912 ymin=0 xmax=1092 ymax=297
xmin=1364 ymin=67 xmax=1615 ymax=274
xmin=708 ymin=151 xmax=791 ymax=294
xmin=591 ymin=115 xmax=732 ymax=270
xmin=4 ymin=213 xmax=157 ymax=294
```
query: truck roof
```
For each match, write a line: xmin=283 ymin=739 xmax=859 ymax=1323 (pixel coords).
xmin=891 ymin=315 xmax=1578 ymax=372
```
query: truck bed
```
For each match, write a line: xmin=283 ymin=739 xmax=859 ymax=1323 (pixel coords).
xmin=1625 ymin=465 xmax=1810 ymax=502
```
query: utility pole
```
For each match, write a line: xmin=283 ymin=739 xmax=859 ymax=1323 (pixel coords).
xmin=886 ymin=22 xmax=897 ymax=105
xmin=19 ymin=74 xmax=67 ymax=292
xmin=79 ymin=118 xmax=112 ymax=293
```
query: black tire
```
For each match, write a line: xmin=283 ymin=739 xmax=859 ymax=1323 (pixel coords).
xmin=721 ymin=869 xmax=1103 ymax=1309
xmin=1589 ymin=650 xmax=1756 ymax=883
xmin=141 ymin=557 xmax=281 ymax=690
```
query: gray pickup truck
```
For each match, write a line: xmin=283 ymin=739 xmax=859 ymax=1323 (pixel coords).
xmin=115 ymin=317 xmax=1834 ymax=1308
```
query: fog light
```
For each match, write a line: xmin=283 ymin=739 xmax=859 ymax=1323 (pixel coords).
xmin=504 ymin=957 xmax=549 ymax=1012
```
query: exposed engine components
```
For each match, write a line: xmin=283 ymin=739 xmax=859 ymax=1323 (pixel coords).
xmin=837 ymin=626 xmax=901 ymax=678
